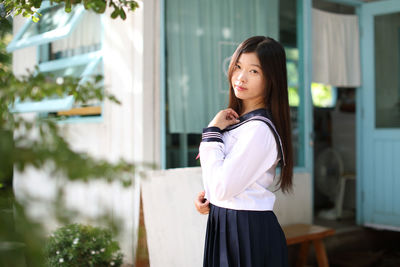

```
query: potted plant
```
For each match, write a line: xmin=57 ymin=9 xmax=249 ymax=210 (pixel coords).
xmin=45 ymin=223 xmax=123 ymax=266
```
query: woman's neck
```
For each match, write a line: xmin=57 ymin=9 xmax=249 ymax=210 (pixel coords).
xmin=240 ymin=102 xmax=266 ymax=116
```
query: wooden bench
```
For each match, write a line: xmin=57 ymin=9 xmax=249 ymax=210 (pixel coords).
xmin=283 ymin=224 xmax=335 ymax=267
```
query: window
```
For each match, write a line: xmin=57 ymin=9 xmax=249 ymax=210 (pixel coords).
xmin=286 ymin=48 xmax=300 ymax=107
xmin=311 ymin=83 xmax=337 ymax=108
xmin=164 ymin=0 xmax=305 ymax=168
xmin=7 ymin=3 xmax=86 ymax=52
xmin=8 ymin=2 xmax=103 ymax=121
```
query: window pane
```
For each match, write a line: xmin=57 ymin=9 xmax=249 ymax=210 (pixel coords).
xmin=50 ymin=12 xmax=102 ymax=60
xmin=166 ymin=0 xmax=279 ymax=134
xmin=21 ymin=5 xmax=80 ymax=39
xmin=45 ymin=65 xmax=87 ymax=78
xmin=286 ymin=48 xmax=300 ymax=107
xmin=43 ymin=58 xmax=103 ymax=105
xmin=374 ymin=12 xmax=400 ymax=128
xmin=165 ymin=0 xmax=303 ymax=168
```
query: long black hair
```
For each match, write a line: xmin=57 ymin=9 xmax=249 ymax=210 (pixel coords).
xmin=227 ymin=36 xmax=293 ymax=193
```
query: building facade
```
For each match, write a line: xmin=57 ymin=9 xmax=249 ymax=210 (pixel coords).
xmin=8 ymin=0 xmax=400 ymax=264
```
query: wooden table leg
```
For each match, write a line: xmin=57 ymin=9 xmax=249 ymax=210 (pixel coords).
xmin=296 ymin=241 xmax=310 ymax=267
xmin=313 ymin=239 xmax=329 ymax=267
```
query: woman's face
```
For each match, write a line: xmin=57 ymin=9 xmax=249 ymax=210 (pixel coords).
xmin=231 ymin=52 xmax=266 ymax=106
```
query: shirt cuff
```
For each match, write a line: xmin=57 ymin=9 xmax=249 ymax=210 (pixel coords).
xmin=202 ymin=127 xmax=223 ymax=143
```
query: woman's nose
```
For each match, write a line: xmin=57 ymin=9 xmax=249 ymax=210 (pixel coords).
xmin=236 ymin=70 xmax=246 ymax=82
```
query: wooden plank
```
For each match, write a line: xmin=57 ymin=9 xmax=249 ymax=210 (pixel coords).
xmin=283 ymin=224 xmax=335 ymax=245
xmin=57 ymin=106 xmax=101 ymax=116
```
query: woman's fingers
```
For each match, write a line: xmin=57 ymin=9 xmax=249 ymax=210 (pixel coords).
xmin=227 ymin=113 xmax=240 ymax=124
xmin=200 ymin=200 xmax=210 ymax=214
xmin=198 ymin=190 xmax=205 ymax=199
xmin=225 ymin=109 xmax=239 ymax=122
xmin=199 ymin=200 xmax=210 ymax=214
xmin=208 ymin=109 xmax=239 ymax=129
xmin=226 ymin=108 xmax=239 ymax=118
xmin=195 ymin=191 xmax=210 ymax=214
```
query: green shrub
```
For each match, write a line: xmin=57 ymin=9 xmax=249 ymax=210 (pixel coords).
xmin=45 ymin=223 xmax=123 ymax=267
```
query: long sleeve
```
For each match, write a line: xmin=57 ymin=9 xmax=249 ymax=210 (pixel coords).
xmin=199 ymin=121 xmax=278 ymax=202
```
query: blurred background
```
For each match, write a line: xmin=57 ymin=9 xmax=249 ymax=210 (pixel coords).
xmin=1 ymin=0 xmax=400 ymax=266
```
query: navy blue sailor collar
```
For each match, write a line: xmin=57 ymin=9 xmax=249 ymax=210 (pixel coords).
xmin=224 ymin=108 xmax=286 ymax=167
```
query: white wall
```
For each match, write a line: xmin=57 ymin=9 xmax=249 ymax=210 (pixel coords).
xmin=10 ymin=0 xmax=161 ymax=262
xmin=142 ymin=167 xmax=312 ymax=267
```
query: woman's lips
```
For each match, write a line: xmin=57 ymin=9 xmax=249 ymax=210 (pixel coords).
xmin=234 ymin=86 xmax=247 ymax=91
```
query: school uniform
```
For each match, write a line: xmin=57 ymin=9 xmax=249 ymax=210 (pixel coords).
xmin=199 ymin=108 xmax=288 ymax=267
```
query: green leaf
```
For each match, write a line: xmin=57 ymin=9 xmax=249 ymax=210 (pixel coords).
xmin=65 ymin=0 xmax=72 ymax=12
xmin=130 ymin=1 xmax=139 ymax=11
xmin=119 ymin=8 xmax=126 ymax=20
xmin=111 ymin=9 xmax=119 ymax=19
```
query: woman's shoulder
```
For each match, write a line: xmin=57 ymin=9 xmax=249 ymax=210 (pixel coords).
xmin=229 ymin=119 xmax=275 ymax=140
xmin=233 ymin=119 xmax=271 ymax=131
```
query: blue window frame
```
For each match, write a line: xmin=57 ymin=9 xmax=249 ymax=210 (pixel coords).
xmin=7 ymin=3 xmax=85 ymax=52
xmin=7 ymin=2 xmax=103 ymax=122
xmin=11 ymin=51 xmax=103 ymax=113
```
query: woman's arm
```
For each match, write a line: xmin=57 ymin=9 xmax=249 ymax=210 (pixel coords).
xmin=200 ymin=121 xmax=278 ymax=201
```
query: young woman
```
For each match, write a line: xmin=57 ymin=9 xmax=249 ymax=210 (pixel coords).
xmin=195 ymin=36 xmax=294 ymax=267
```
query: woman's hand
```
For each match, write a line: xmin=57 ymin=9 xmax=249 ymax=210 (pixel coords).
xmin=208 ymin=108 xmax=240 ymax=130
xmin=194 ymin=191 xmax=210 ymax=215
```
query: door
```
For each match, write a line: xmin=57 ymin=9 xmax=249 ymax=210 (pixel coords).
xmin=359 ymin=0 xmax=400 ymax=229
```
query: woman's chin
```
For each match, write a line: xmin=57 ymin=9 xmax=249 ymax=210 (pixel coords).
xmin=234 ymin=91 xmax=247 ymax=100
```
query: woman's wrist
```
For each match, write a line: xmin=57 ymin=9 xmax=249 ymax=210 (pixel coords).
xmin=207 ymin=123 xmax=222 ymax=129
xmin=202 ymin=126 xmax=223 ymax=143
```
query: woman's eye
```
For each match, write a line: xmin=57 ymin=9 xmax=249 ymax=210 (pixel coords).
xmin=235 ymin=64 xmax=241 ymax=70
xmin=250 ymin=69 xmax=258 ymax=74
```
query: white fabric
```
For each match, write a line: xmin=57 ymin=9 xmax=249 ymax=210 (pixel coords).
xmin=312 ymin=8 xmax=361 ymax=87
xmin=166 ymin=0 xmax=279 ymax=133
xmin=199 ymin=120 xmax=280 ymax=211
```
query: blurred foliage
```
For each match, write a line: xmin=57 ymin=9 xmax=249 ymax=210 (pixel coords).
xmin=0 ymin=63 xmax=140 ymax=186
xmin=284 ymin=47 xmax=336 ymax=108
xmin=1 ymin=0 xmax=139 ymax=21
xmin=0 ymin=3 xmax=145 ymax=265
xmin=288 ymin=86 xmax=300 ymax=107
xmin=0 ymin=58 xmax=140 ymax=187
xmin=0 ymin=188 xmax=47 ymax=266
xmin=285 ymin=47 xmax=300 ymax=107
xmin=312 ymin=82 xmax=336 ymax=108
xmin=0 ymin=14 xmax=144 ymax=187
xmin=45 ymin=223 xmax=123 ymax=266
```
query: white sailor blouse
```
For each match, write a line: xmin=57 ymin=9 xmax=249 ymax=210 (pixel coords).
xmin=199 ymin=108 xmax=286 ymax=211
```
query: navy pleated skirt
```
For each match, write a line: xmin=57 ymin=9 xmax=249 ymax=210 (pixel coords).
xmin=203 ymin=204 xmax=288 ymax=267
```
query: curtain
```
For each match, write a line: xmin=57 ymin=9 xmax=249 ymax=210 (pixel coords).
xmin=312 ymin=8 xmax=361 ymax=87
xmin=166 ymin=0 xmax=279 ymax=133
